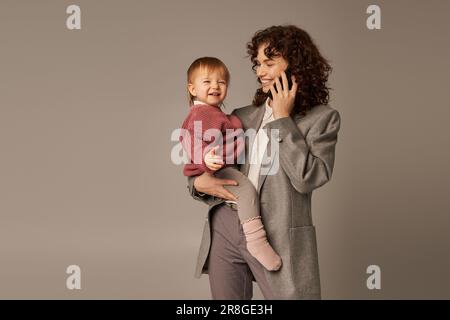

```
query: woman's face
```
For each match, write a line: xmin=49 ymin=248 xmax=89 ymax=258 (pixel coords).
xmin=254 ymin=44 xmax=289 ymax=93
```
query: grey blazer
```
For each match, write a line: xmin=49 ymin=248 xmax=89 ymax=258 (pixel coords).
xmin=187 ymin=103 xmax=341 ymax=299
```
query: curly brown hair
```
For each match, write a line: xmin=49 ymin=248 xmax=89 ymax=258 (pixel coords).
xmin=247 ymin=25 xmax=332 ymax=116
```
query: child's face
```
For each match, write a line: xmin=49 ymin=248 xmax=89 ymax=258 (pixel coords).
xmin=188 ymin=68 xmax=228 ymax=106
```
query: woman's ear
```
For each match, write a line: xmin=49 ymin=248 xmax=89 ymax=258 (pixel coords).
xmin=188 ymin=83 xmax=196 ymax=97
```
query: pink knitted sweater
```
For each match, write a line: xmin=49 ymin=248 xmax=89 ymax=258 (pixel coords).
xmin=179 ymin=104 xmax=244 ymax=176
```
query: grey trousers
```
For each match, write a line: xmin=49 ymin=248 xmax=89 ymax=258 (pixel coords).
xmin=207 ymin=203 xmax=276 ymax=300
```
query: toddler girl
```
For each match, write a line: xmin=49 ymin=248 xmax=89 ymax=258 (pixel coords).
xmin=179 ymin=57 xmax=281 ymax=271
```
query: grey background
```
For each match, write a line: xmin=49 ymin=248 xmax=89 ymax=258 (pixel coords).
xmin=0 ymin=0 xmax=449 ymax=299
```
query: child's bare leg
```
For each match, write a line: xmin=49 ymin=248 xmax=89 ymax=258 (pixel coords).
xmin=215 ymin=167 xmax=282 ymax=271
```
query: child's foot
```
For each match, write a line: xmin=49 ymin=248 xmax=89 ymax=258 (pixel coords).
xmin=242 ymin=217 xmax=282 ymax=271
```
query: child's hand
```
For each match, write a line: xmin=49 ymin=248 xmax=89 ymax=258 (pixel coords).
xmin=204 ymin=145 xmax=224 ymax=171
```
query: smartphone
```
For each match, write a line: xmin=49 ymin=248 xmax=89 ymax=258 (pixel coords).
xmin=267 ymin=68 xmax=293 ymax=99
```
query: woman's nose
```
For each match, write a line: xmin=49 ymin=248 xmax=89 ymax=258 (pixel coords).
xmin=256 ymin=66 xmax=266 ymax=78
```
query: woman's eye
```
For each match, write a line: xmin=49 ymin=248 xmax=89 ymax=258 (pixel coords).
xmin=203 ymin=80 xmax=210 ymax=83
xmin=219 ymin=81 xmax=226 ymax=84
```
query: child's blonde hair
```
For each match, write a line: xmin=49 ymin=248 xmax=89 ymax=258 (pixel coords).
xmin=187 ymin=57 xmax=230 ymax=105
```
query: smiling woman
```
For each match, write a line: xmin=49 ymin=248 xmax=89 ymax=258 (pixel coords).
xmin=248 ymin=25 xmax=333 ymax=117
xmin=187 ymin=25 xmax=341 ymax=300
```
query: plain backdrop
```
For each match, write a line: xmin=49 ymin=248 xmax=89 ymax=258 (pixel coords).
xmin=1 ymin=0 xmax=449 ymax=299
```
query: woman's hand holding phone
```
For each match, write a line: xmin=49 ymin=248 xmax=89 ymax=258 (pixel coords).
xmin=269 ymin=70 xmax=298 ymax=119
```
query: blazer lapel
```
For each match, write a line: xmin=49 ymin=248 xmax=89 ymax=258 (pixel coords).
xmin=256 ymin=113 xmax=305 ymax=191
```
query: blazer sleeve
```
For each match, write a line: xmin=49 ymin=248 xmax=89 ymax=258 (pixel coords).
xmin=186 ymin=175 xmax=219 ymax=206
xmin=264 ymin=109 xmax=341 ymax=194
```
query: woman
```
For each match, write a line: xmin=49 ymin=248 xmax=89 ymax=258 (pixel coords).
xmin=187 ymin=25 xmax=341 ymax=300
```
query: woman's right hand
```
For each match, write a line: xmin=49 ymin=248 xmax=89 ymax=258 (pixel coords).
xmin=194 ymin=172 xmax=238 ymax=201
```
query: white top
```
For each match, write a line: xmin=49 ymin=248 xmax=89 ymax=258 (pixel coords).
xmin=226 ymin=99 xmax=274 ymax=204
xmin=193 ymin=100 xmax=205 ymax=105
xmin=247 ymin=99 xmax=275 ymax=191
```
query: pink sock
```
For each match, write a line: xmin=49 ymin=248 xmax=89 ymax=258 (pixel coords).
xmin=242 ymin=217 xmax=282 ymax=271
